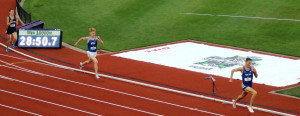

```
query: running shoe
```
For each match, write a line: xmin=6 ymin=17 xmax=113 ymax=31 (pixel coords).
xmin=12 ymin=44 xmax=15 ymax=49
xmin=232 ymin=100 xmax=236 ymax=108
xmin=248 ymin=106 xmax=254 ymax=113
xmin=79 ymin=62 xmax=83 ymax=69
xmin=5 ymin=48 xmax=9 ymax=53
xmin=96 ymin=75 xmax=100 ymax=79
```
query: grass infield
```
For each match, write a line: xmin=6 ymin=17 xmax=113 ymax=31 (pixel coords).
xmin=23 ymin=0 xmax=300 ymax=57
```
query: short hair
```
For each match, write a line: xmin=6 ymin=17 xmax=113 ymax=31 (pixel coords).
xmin=245 ymin=58 xmax=252 ymax=62
xmin=89 ymin=28 xmax=96 ymax=32
xmin=9 ymin=9 xmax=14 ymax=12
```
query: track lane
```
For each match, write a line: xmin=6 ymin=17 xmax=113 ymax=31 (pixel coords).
xmin=0 ymin=103 xmax=41 ymax=116
xmin=0 ymin=75 xmax=157 ymax=116
xmin=0 ymin=59 xmax=220 ymax=116
xmin=0 ymin=87 xmax=96 ymax=116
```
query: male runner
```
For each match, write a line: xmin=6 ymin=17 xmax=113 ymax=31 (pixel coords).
xmin=5 ymin=8 xmax=19 ymax=52
xmin=74 ymin=28 xmax=104 ymax=79
xmin=229 ymin=58 xmax=258 ymax=113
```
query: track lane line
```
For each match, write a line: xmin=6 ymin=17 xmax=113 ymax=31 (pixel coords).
xmin=183 ymin=13 xmax=300 ymax=22
xmin=0 ymin=74 xmax=162 ymax=116
xmin=0 ymin=89 xmax=101 ymax=116
xmin=0 ymin=103 xmax=42 ymax=116
xmin=0 ymin=58 xmax=224 ymax=116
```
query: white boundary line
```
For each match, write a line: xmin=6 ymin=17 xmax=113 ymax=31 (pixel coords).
xmin=0 ymin=58 xmax=223 ymax=116
xmin=0 ymin=43 xmax=296 ymax=116
xmin=0 ymin=60 xmax=47 ymax=76
xmin=0 ymin=54 xmax=55 ymax=67
xmin=0 ymin=103 xmax=42 ymax=116
xmin=0 ymin=74 xmax=161 ymax=116
xmin=183 ymin=13 xmax=300 ymax=22
xmin=0 ymin=88 xmax=100 ymax=116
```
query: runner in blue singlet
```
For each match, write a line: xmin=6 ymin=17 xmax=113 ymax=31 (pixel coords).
xmin=74 ymin=28 xmax=104 ymax=79
xmin=242 ymin=66 xmax=253 ymax=91
xmin=230 ymin=58 xmax=258 ymax=113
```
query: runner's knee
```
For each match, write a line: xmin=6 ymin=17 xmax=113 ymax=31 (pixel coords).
xmin=94 ymin=60 xmax=98 ymax=64
xmin=252 ymin=90 xmax=257 ymax=95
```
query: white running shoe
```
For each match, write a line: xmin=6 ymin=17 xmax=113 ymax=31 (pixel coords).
xmin=79 ymin=62 xmax=83 ymax=70
xmin=248 ymin=106 xmax=254 ymax=113
xmin=96 ymin=75 xmax=100 ymax=79
xmin=232 ymin=100 xmax=236 ymax=108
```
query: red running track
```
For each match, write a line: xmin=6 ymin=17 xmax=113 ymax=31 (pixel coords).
xmin=21 ymin=39 xmax=300 ymax=113
xmin=0 ymin=0 xmax=299 ymax=115
xmin=0 ymin=40 xmax=298 ymax=116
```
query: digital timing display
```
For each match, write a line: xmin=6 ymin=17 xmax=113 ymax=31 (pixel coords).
xmin=17 ymin=29 xmax=62 ymax=48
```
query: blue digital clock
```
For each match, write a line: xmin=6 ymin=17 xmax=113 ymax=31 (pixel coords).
xmin=17 ymin=29 xmax=62 ymax=48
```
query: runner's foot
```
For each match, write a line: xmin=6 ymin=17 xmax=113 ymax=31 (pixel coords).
xmin=96 ymin=75 xmax=100 ymax=79
xmin=232 ymin=100 xmax=236 ymax=108
xmin=248 ymin=106 xmax=254 ymax=113
xmin=79 ymin=62 xmax=83 ymax=69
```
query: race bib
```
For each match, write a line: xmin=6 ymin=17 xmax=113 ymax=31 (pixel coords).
xmin=244 ymin=77 xmax=252 ymax=82
xmin=10 ymin=24 xmax=15 ymax=27
xmin=90 ymin=46 xmax=96 ymax=50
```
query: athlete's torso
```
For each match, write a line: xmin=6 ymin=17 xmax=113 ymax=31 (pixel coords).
xmin=8 ymin=15 xmax=16 ymax=28
xmin=242 ymin=66 xmax=253 ymax=86
xmin=87 ymin=36 xmax=97 ymax=52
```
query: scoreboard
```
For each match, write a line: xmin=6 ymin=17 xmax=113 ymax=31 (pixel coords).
xmin=17 ymin=29 xmax=62 ymax=48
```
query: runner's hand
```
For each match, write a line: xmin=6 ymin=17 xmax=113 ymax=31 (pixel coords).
xmin=74 ymin=43 xmax=77 ymax=47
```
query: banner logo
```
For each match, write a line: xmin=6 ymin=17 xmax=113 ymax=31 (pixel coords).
xmin=193 ymin=55 xmax=262 ymax=69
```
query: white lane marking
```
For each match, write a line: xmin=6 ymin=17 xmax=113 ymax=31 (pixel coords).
xmin=0 ymin=43 xmax=295 ymax=116
xmin=0 ymin=89 xmax=100 ymax=116
xmin=0 ymin=103 xmax=42 ymax=116
xmin=0 ymin=54 xmax=53 ymax=67
xmin=183 ymin=13 xmax=213 ymax=16
xmin=0 ymin=61 xmax=46 ymax=76
xmin=183 ymin=13 xmax=300 ymax=22
xmin=0 ymin=75 xmax=161 ymax=116
xmin=0 ymin=58 xmax=224 ymax=115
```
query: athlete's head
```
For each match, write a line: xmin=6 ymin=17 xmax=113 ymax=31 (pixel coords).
xmin=245 ymin=58 xmax=252 ymax=67
xmin=9 ymin=9 xmax=14 ymax=15
xmin=89 ymin=28 xmax=96 ymax=36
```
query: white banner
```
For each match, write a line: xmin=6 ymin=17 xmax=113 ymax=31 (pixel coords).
xmin=113 ymin=42 xmax=300 ymax=87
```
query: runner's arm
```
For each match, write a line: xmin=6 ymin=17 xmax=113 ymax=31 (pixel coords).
xmin=74 ymin=37 xmax=88 ymax=47
xmin=230 ymin=67 xmax=243 ymax=82
xmin=7 ymin=17 xmax=11 ymax=26
xmin=252 ymin=66 xmax=258 ymax=78
xmin=96 ymin=36 xmax=104 ymax=45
